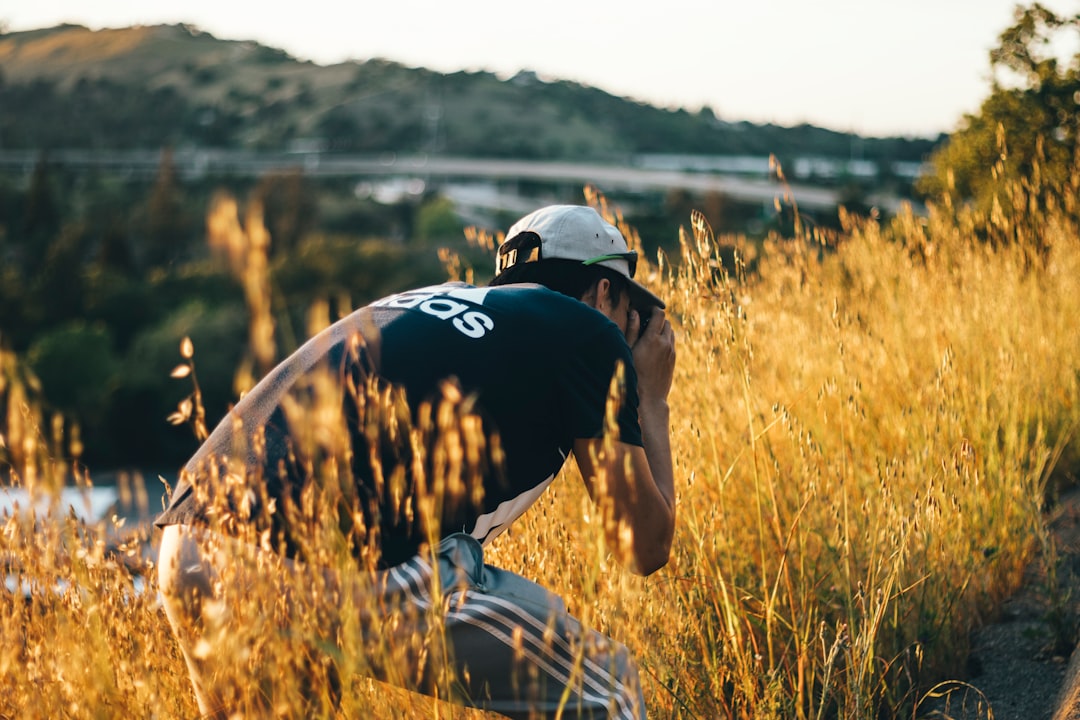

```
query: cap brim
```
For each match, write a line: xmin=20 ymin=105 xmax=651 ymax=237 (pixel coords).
xmin=628 ymin=280 xmax=665 ymax=311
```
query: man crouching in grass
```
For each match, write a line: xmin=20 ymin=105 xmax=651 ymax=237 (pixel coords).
xmin=155 ymin=205 xmax=677 ymax=719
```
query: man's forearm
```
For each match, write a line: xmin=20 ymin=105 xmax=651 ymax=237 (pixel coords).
xmin=639 ymin=398 xmax=676 ymax=515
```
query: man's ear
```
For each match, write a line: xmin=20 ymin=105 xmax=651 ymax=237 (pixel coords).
xmin=593 ymin=277 xmax=613 ymax=309
xmin=580 ymin=278 xmax=608 ymax=309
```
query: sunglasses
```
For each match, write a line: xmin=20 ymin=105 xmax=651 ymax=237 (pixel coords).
xmin=583 ymin=251 xmax=638 ymax=278
xmin=497 ymin=232 xmax=639 ymax=278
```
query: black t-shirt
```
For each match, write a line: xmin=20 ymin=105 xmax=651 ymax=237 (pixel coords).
xmin=155 ymin=282 xmax=642 ymax=565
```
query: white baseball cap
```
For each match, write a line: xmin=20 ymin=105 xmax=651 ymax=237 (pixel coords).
xmin=495 ymin=205 xmax=665 ymax=309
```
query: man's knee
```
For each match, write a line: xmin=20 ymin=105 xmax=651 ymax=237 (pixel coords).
xmin=157 ymin=525 xmax=215 ymax=622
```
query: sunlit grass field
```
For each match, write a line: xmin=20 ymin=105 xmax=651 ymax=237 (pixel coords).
xmin=1 ymin=168 xmax=1078 ymax=718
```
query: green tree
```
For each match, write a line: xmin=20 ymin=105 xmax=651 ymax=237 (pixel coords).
xmin=414 ymin=195 xmax=464 ymax=245
xmin=96 ymin=216 xmax=136 ymax=275
xmin=20 ymin=155 xmax=61 ymax=266
xmin=918 ymin=3 xmax=1080 ymax=212
xmin=27 ymin=323 xmax=119 ymax=442
xmin=143 ymin=148 xmax=192 ymax=269
xmin=252 ymin=169 xmax=317 ymax=257
xmin=31 ymin=223 xmax=88 ymax=331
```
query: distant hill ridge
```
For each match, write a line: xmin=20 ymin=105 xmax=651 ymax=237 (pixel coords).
xmin=0 ymin=24 xmax=307 ymax=86
xmin=0 ymin=23 xmax=940 ymax=163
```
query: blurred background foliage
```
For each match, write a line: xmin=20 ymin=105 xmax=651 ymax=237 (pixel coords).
xmin=0 ymin=160 xmax=452 ymax=469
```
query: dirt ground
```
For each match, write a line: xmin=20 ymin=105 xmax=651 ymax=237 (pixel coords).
xmin=920 ymin=487 xmax=1080 ymax=720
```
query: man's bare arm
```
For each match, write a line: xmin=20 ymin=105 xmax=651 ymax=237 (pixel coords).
xmin=574 ymin=306 xmax=676 ymax=575
xmin=574 ymin=437 xmax=674 ymax=575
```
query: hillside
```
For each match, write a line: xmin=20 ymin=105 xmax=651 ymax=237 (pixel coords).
xmin=0 ymin=23 xmax=940 ymax=164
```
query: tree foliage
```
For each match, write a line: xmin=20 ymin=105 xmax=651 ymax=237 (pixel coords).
xmin=0 ymin=161 xmax=460 ymax=468
xmin=27 ymin=322 xmax=118 ymax=424
xmin=918 ymin=3 xmax=1080 ymax=212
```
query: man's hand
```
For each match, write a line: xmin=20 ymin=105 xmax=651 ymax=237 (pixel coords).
xmin=627 ymin=307 xmax=676 ymax=407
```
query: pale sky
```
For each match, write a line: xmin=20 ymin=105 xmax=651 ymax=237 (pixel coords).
xmin=4 ymin=0 xmax=1078 ymax=138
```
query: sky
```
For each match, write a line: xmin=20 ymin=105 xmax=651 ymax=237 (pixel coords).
xmin=3 ymin=0 xmax=1078 ymax=139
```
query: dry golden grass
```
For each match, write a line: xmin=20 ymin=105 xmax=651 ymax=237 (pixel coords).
xmin=1 ymin=170 xmax=1078 ymax=718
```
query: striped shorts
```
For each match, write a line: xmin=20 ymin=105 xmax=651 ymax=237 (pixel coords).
xmin=158 ymin=526 xmax=646 ymax=719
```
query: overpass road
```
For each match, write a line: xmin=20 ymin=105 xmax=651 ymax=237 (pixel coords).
xmin=0 ymin=149 xmax=911 ymax=213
